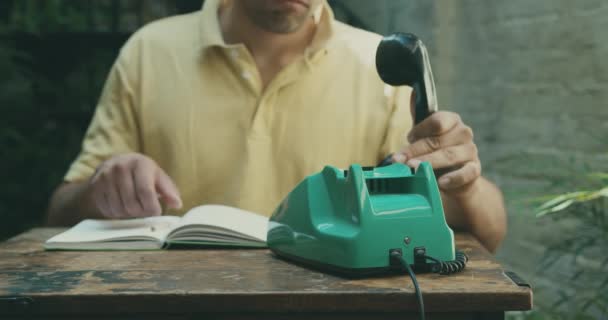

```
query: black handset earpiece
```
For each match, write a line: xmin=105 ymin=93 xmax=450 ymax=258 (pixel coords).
xmin=376 ymin=33 xmax=438 ymax=166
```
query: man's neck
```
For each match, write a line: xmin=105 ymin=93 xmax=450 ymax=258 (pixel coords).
xmin=219 ymin=2 xmax=317 ymax=88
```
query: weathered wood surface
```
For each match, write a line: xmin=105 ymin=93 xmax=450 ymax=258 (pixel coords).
xmin=0 ymin=228 xmax=531 ymax=316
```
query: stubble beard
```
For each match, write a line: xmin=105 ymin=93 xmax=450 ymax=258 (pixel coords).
xmin=244 ymin=6 xmax=312 ymax=34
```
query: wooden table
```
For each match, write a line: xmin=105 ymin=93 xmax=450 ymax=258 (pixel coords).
xmin=0 ymin=228 xmax=532 ymax=319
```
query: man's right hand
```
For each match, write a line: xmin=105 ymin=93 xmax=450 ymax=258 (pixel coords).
xmin=88 ymin=153 xmax=182 ymax=219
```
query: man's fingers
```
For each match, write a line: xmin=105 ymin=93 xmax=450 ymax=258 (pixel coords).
xmin=93 ymin=189 xmax=112 ymax=218
xmin=408 ymin=111 xmax=461 ymax=143
xmin=406 ymin=143 xmax=477 ymax=170
xmin=89 ymin=153 xmax=182 ymax=218
xmin=115 ymin=163 xmax=144 ymax=217
xmin=104 ymin=172 xmax=123 ymax=218
xmin=399 ymin=125 xmax=473 ymax=160
xmin=89 ymin=166 xmax=111 ymax=218
xmin=437 ymin=161 xmax=482 ymax=190
xmin=101 ymin=193 xmax=117 ymax=218
xmin=133 ymin=160 xmax=162 ymax=216
xmin=88 ymin=153 xmax=181 ymax=219
xmin=155 ymin=169 xmax=183 ymax=210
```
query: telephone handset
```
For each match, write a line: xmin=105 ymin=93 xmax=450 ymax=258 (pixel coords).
xmin=376 ymin=33 xmax=438 ymax=166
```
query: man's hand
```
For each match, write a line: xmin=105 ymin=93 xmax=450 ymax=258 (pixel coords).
xmin=88 ymin=153 xmax=182 ymax=218
xmin=392 ymin=111 xmax=481 ymax=195
xmin=390 ymin=110 xmax=506 ymax=253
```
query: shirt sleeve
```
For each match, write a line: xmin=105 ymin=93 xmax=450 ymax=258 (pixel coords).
xmin=64 ymin=43 xmax=141 ymax=182
xmin=378 ymin=85 xmax=413 ymax=161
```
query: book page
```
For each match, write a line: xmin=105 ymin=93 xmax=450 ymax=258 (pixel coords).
xmin=45 ymin=215 xmax=181 ymax=247
xmin=173 ymin=205 xmax=268 ymax=242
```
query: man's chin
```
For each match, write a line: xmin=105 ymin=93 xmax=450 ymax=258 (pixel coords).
xmin=261 ymin=13 xmax=309 ymax=34
xmin=243 ymin=0 xmax=312 ymax=34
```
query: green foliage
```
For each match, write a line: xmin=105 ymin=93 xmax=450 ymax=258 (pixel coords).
xmin=535 ymin=188 xmax=607 ymax=217
xmin=5 ymin=0 xmax=204 ymax=33
xmin=8 ymin=0 xmax=89 ymax=33
xmin=0 ymin=37 xmax=110 ymax=240
xmin=0 ymin=1 xmax=121 ymax=240
xmin=518 ymin=172 xmax=608 ymax=319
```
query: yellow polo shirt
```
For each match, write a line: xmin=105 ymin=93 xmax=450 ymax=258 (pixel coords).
xmin=65 ymin=0 xmax=412 ymax=216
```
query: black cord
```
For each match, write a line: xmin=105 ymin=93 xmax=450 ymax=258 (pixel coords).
xmin=423 ymin=250 xmax=468 ymax=275
xmin=390 ymin=250 xmax=425 ymax=320
xmin=389 ymin=249 xmax=468 ymax=320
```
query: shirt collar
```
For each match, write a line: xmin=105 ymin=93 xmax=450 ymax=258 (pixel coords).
xmin=308 ymin=1 xmax=334 ymax=53
xmin=199 ymin=0 xmax=229 ymax=48
xmin=199 ymin=0 xmax=335 ymax=53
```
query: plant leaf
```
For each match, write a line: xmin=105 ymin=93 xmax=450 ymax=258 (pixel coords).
xmin=587 ymin=172 xmax=608 ymax=181
xmin=535 ymin=187 xmax=608 ymax=217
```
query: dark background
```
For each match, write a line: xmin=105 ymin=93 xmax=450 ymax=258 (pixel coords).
xmin=1 ymin=0 xmax=197 ymax=241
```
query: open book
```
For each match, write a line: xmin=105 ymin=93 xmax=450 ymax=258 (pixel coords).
xmin=44 ymin=205 xmax=268 ymax=250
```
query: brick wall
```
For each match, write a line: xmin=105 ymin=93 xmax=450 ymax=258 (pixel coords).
xmin=334 ymin=0 xmax=608 ymax=314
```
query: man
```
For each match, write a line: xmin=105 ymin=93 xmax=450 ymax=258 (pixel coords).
xmin=47 ymin=0 xmax=506 ymax=252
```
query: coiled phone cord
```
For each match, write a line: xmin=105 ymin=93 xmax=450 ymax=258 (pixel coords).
xmin=423 ymin=250 xmax=469 ymax=275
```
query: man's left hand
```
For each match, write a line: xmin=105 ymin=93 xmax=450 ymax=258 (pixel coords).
xmin=392 ymin=111 xmax=481 ymax=194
